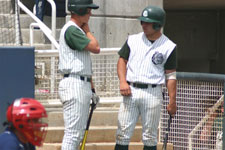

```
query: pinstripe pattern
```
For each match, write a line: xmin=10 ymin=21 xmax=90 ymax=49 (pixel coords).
xmin=59 ymin=75 xmax=92 ymax=150
xmin=58 ymin=21 xmax=92 ymax=150
xmin=116 ymin=85 xmax=163 ymax=146
xmin=116 ymin=32 xmax=176 ymax=147
xmin=126 ymin=32 xmax=176 ymax=84
xmin=59 ymin=21 xmax=92 ymax=76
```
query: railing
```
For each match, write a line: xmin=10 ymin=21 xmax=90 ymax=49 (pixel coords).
xmin=17 ymin=0 xmax=59 ymax=49
xmin=188 ymin=95 xmax=224 ymax=150
xmin=159 ymin=72 xmax=225 ymax=150
xmin=35 ymin=48 xmax=121 ymax=100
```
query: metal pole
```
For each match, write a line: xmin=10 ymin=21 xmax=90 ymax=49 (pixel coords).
xmin=223 ymin=82 xmax=225 ymax=150
xmin=47 ymin=0 xmax=56 ymax=49
xmin=17 ymin=0 xmax=59 ymax=49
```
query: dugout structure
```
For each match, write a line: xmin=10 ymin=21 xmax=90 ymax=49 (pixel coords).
xmin=0 ymin=46 xmax=35 ymax=133
xmin=34 ymin=49 xmax=225 ymax=149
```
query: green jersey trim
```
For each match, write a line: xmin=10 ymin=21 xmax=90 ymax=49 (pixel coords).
xmin=65 ymin=26 xmax=90 ymax=51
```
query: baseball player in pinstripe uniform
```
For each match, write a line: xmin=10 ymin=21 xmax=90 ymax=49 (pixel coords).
xmin=114 ymin=6 xmax=177 ymax=150
xmin=58 ymin=0 xmax=100 ymax=150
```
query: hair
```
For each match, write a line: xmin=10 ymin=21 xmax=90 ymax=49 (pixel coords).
xmin=3 ymin=102 xmax=15 ymax=131
xmin=3 ymin=121 xmax=15 ymax=131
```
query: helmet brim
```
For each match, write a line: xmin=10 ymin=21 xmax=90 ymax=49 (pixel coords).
xmin=138 ymin=16 xmax=158 ymax=23
xmin=87 ymin=4 xmax=99 ymax=9
xmin=71 ymin=4 xmax=99 ymax=9
xmin=88 ymin=4 xmax=99 ymax=9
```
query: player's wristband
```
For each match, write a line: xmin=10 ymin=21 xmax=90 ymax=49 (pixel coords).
xmin=166 ymin=71 xmax=176 ymax=80
xmin=92 ymin=88 xmax=96 ymax=93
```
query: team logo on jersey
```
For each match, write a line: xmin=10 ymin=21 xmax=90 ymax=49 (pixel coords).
xmin=152 ymin=51 xmax=164 ymax=65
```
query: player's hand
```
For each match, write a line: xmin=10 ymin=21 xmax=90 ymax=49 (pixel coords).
xmin=167 ymin=102 xmax=176 ymax=117
xmin=120 ymin=82 xmax=131 ymax=96
xmin=81 ymin=23 xmax=90 ymax=33
xmin=91 ymin=92 xmax=100 ymax=105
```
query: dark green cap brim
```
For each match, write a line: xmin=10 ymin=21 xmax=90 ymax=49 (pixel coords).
xmin=74 ymin=4 xmax=99 ymax=9
xmin=87 ymin=4 xmax=99 ymax=9
xmin=138 ymin=16 xmax=158 ymax=23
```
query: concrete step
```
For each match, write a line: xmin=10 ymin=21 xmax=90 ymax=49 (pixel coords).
xmin=23 ymin=43 xmax=52 ymax=50
xmin=0 ymin=14 xmax=65 ymax=29
xmin=0 ymin=42 xmax=52 ymax=50
xmin=0 ymin=14 xmax=15 ymax=28
xmin=21 ymin=28 xmax=61 ymax=44
xmin=37 ymin=98 xmax=122 ymax=112
xmin=43 ymin=106 xmax=121 ymax=113
xmin=41 ymin=103 xmax=121 ymax=111
xmin=37 ymin=142 xmax=174 ymax=150
xmin=19 ymin=15 xmax=66 ymax=29
xmin=0 ymin=28 xmax=15 ymax=43
xmin=36 ymin=98 xmax=147 ymax=150
xmin=19 ymin=14 xmax=64 ymax=44
xmin=47 ymin=110 xmax=141 ymax=127
xmin=0 ymin=0 xmax=12 ymax=14
xmin=37 ymin=142 xmax=144 ymax=150
xmin=45 ymin=126 xmax=142 ymax=143
xmin=0 ymin=14 xmax=64 ymax=45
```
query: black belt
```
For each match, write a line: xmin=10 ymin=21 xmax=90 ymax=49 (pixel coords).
xmin=64 ymin=74 xmax=91 ymax=82
xmin=127 ymin=81 xmax=157 ymax=89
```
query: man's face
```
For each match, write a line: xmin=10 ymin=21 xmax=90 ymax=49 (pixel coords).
xmin=140 ymin=21 xmax=157 ymax=37
xmin=80 ymin=8 xmax=92 ymax=24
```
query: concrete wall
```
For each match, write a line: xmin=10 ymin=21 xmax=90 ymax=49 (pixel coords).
xmin=87 ymin=0 xmax=225 ymax=74
xmin=20 ymin=0 xmax=225 ymax=74
xmin=66 ymin=0 xmax=163 ymax=48
xmin=0 ymin=47 xmax=35 ymax=133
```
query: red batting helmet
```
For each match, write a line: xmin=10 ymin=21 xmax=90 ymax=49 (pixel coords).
xmin=6 ymin=98 xmax=48 ymax=146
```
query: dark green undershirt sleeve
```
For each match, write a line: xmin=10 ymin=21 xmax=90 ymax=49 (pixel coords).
xmin=164 ymin=46 xmax=177 ymax=70
xmin=65 ymin=26 xmax=90 ymax=51
xmin=118 ymin=40 xmax=130 ymax=60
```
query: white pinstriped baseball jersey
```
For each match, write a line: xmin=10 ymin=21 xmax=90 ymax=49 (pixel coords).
xmin=126 ymin=32 xmax=176 ymax=84
xmin=58 ymin=21 xmax=92 ymax=76
xmin=58 ymin=20 xmax=93 ymax=150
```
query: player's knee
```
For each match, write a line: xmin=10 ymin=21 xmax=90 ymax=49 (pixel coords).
xmin=114 ymin=144 xmax=128 ymax=150
xmin=143 ymin=145 xmax=156 ymax=150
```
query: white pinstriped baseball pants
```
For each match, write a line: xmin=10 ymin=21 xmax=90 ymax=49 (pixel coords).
xmin=58 ymin=76 xmax=92 ymax=150
xmin=115 ymin=85 xmax=163 ymax=146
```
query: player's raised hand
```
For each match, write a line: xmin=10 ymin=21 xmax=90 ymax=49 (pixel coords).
xmin=81 ymin=23 xmax=90 ymax=33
